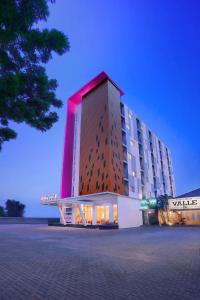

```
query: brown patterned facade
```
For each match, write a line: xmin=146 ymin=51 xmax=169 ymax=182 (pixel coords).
xmin=79 ymin=79 xmax=125 ymax=196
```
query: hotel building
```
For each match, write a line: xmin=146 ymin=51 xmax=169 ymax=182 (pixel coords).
xmin=41 ymin=72 xmax=176 ymax=228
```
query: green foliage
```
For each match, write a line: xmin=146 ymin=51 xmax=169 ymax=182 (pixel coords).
xmin=5 ymin=199 xmax=25 ymax=217
xmin=157 ymin=194 xmax=170 ymax=210
xmin=0 ymin=205 xmax=5 ymax=217
xmin=0 ymin=0 xmax=70 ymax=150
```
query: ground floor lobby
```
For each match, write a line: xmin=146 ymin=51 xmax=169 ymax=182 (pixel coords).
xmin=41 ymin=192 xmax=143 ymax=229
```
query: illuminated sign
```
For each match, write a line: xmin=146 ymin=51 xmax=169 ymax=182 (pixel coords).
xmin=140 ymin=198 xmax=157 ymax=210
xmin=169 ymin=197 xmax=200 ymax=210
xmin=40 ymin=194 xmax=58 ymax=203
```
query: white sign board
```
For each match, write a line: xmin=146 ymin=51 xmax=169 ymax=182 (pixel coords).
xmin=169 ymin=197 xmax=200 ymax=210
xmin=41 ymin=194 xmax=57 ymax=203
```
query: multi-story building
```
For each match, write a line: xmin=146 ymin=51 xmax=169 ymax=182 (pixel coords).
xmin=41 ymin=71 xmax=175 ymax=228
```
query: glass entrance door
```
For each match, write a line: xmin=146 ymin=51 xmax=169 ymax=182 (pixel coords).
xmin=96 ymin=206 xmax=109 ymax=224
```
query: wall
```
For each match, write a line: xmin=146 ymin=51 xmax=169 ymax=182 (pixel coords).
xmin=117 ymin=196 xmax=143 ymax=228
xmin=123 ymin=102 xmax=176 ymax=199
xmin=79 ymin=80 xmax=124 ymax=195
xmin=0 ymin=218 xmax=59 ymax=224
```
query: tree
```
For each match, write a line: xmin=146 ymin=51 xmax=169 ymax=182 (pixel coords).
xmin=0 ymin=205 xmax=5 ymax=217
xmin=6 ymin=199 xmax=25 ymax=217
xmin=157 ymin=194 xmax=169 ymax=210
xmin=0 ymin=0 xmax=70 ymax=150
xmin=157 ymin=194 xmax=172 ymax=225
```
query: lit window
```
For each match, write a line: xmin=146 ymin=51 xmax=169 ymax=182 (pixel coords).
xmin=128 ymin=153 xmax=132 ymax=160
xmin=132 ymin=171 xmax=136 ymax=176
xmin=130 ymin=140 xmax=134 ymax=147
xmin=138 ymin=193 xmax=142 ymax=199
xmin=126 ymin=124 xmax=130 ymax=130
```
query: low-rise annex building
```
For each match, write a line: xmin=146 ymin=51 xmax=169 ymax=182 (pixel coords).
xmin=167 ymin=188 xmax=200 ymax=225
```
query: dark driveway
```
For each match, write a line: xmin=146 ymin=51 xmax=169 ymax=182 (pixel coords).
xmin=0 ymin=225 xmax=200 ymax=300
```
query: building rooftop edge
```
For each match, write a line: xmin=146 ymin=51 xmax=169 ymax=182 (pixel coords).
xmin=68 ymin=71 xmax=124 ymax=104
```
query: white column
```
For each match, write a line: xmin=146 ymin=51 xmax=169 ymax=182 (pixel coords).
xmin=78 ymin=204 xmax=87 ymax=226
xmin=109 ymin=205 xmax=114 ymax=223
xmin=71 ymin=204 xmax=75 ymax=224
xmin=58 ymin=204 xmax=66 ymax=225
xmin=92 ymin=205 xmax=96 ymax=225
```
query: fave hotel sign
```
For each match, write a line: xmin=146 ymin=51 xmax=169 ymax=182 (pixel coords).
xmin=169 ymin=197 xmax=200 ymax=210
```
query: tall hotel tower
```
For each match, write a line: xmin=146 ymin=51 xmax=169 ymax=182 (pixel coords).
xmin=42 ymin=72 xmax=176 ymax=228
xmin=62 ymin=72 xmax=175 ymax=200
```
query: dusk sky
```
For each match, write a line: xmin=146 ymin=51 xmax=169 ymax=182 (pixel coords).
xmin=0 ymin=0 xmax=200 ymax=217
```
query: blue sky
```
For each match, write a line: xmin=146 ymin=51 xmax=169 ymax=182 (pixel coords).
xmin=0 ymin=0 xmax=200 ymax=216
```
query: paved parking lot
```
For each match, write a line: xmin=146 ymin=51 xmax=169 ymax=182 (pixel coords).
xmin=0 ymin=225 xmax=200 ymax=300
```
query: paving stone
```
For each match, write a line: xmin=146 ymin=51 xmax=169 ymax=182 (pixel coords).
xmin=0 ymin=225 xmax=200 ymax=300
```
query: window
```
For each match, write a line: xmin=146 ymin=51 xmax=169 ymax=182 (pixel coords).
xmin=102 ymin=183 xmax=104 ymax=191
xmin=130 ymin=140 xmax=134 ymax=147
xmin=105 ymin=137 xmax=108 ymax=145
xmin=98 ymin=169 xmax=100 ymax=176
xmin=128 ymin=153 xmax=132 ymax=160
xmin=129 ymin=112 xmax=132 ymax=119
xmin=102 ymin=173 xmax=104 ymax=180
xmin=104 ymin=160 xmax=106 ymax=167
xmin=132 ymin=171 xmax=136 ymax=176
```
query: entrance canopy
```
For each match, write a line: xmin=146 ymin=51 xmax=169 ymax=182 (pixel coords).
xmin=41 ymin=192 xmax=120 ymax=206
